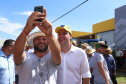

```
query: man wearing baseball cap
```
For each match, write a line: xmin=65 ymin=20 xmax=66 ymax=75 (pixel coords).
xmin=55 ymin=25 xmax=91 ymax=84
xmin=14 ymin=9 xmax=61 ymax=84
xmin=90 ymin=41 xmax=112 ymax=84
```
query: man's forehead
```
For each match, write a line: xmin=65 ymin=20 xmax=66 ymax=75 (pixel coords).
xmin=100 ymin=47 xmax=105 ymax=48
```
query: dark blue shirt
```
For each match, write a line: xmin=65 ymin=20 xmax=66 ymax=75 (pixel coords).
xmin=103 ymin=54 xmax=116 ymax=77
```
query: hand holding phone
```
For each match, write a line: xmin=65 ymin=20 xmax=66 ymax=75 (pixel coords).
xmin=34 ymin=6 xmax=44 ymax=22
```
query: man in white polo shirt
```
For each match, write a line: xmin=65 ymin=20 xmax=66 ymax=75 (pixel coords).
xmin=55 ymin=25 xmax=91 ymax=84
xmin=116 ymin=48 xmax=123 ymax=68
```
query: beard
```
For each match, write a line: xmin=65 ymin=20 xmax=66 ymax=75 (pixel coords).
xmin=99 ymin=50 xmax=104 ymax=54
xmin=34 ymin=43 xmax=48 ymax=52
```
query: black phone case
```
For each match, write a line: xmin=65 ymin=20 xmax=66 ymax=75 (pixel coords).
xmin=34 ymin=6 xmax=44 ymax=22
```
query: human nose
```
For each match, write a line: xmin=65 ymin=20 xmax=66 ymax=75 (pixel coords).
xmin=39 ymin=39 xmax=44 ymax=43
xmin=58 ymin=33 xmax=64 ymax=38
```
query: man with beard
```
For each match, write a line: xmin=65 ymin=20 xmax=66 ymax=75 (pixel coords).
xmin=14 ymin=9 xmax=61 ymax=84
xmin=90 ymin=41 xmax=112 ymax=84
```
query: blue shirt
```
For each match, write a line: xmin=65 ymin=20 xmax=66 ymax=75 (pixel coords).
xmin=0 ymin=49 xmax=15 ymax=84
xmin=103 ymin=54 xmax=116 ymax=77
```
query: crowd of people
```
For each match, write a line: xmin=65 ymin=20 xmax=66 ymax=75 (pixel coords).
xmin=0 ymin=8 xmax=126 ymax=84
xmin=71 ymin=40 xmax=118 ymax=84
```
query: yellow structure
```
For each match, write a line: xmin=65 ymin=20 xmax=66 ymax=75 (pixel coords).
xmin=93 ymin=18 xmax=115 ymax=34
xmin=0 ymin=37 xmax=4 ymax=46
xmin=72 ymin=31 xmax=92 ymax=38
xmin=92 ymin=18 xmax=115 ymax=39
xmin=71 ymin=18 xmax=115 ymax=39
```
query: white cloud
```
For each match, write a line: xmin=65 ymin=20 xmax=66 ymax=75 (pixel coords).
xmin=0 ymin=14 xmax=58 ymax=39
xmin=0 ymin=16 xmax=23 ymax=36
xmin=13 ymin=11 xmax=33 ymax=16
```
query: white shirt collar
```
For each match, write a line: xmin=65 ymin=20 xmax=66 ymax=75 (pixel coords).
xmin=69 ymin=44 xmax=76 ymax=52
xmin=61 ymin=44 xmax=75 ymax=54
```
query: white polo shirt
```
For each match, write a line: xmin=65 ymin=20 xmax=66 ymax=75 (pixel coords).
xmin=116 ymin=50 xmax=123 ymax=57
xmin=57 ymin=45 xmax=91 ymax=84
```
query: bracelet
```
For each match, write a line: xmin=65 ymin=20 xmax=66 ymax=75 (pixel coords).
xmin=23 ymin=30 xmax=29 ymax=36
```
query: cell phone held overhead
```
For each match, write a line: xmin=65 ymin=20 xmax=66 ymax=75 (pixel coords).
xmin=34 ymin=6 xmax=44 ymax=22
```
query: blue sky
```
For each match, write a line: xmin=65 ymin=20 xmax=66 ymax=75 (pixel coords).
xmin=0 ymin=0 xmax=126 ymax=47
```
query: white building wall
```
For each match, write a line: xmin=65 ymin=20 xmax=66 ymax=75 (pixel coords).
xmin=96 ymin=30 xmax=115 ymax=46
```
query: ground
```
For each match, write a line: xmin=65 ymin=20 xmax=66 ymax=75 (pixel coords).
xmin=116 ymin=68 xmax=126 ymax=84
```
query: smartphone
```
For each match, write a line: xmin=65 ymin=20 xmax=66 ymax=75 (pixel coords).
xmin=34 ymin=6 xmax=44 ymax=22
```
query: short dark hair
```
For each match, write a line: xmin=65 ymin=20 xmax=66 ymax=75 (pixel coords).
xmin=2 ymin=39 xmax=15 ymax=48
xmin=96 ymin=44 xmax=108 ymax=50
xmin=100 ymin=44 xmax=108 ymax=49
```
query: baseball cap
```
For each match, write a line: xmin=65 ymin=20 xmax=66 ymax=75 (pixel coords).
xmin=55 ymin=25 xmax=72 ymax=34
xmin=94 ymin=41 xmax=108 ymax=48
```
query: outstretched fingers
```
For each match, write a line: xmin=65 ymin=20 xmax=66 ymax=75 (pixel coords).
xmin=44 ymin=9 xmax=47 ymax=18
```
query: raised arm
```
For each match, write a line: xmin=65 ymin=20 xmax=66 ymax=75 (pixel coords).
xmin=98 ymin=62 xmax=110 ymax=84
xmin=47 ymin=34 xmax=62 ymax=65
xmin=14 ymin=12 xmax=44 ymax=64
xmin=37 ymin=9 xmax=62 ymax=65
